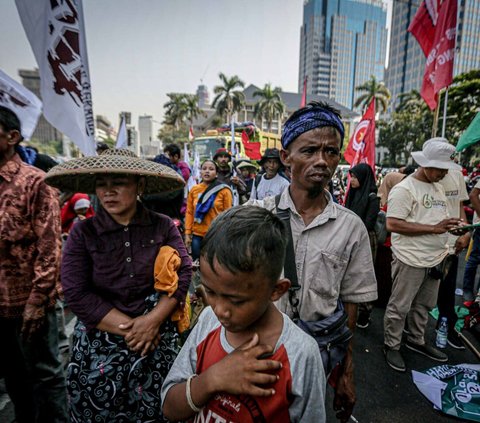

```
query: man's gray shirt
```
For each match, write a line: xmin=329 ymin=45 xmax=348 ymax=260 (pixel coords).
xmin=249 ymin=189 xmax=378 ymax=320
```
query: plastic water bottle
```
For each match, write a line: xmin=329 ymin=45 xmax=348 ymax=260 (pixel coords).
xmin=436 ymin=317 xmax=448 ymax=349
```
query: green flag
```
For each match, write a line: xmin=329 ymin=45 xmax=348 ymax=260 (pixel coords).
xmin=456 ymin=112 xmax=480 ymax=151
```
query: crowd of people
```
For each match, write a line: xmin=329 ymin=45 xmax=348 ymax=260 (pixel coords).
xmin=0 ymin=101 xmax=479 ymax=423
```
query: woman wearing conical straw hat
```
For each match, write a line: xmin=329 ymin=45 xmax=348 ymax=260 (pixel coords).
xmin=45 ymin=149 xmax=192 ymax=422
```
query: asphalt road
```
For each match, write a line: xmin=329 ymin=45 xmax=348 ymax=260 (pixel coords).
xmin=1 ymin=257 xmax=479 ymax=423
xmin=325 ymin=253 xmax=480 ymax=423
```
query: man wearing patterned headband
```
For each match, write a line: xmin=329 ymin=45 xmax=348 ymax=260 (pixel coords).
xmin=249 ymin=101 xmax=377 ymax=423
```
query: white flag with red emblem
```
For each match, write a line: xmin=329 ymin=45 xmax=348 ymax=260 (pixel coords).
xmin=15 ymin=0 xmax=96 ymax=156
xmin=0 ymin=69 xmax=42 ymax=140
xmin=344 ymin=99 xmax=376 ymax=173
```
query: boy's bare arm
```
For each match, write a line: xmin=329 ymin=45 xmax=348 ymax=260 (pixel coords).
xmin=163 ymin=334 xmax=282 ymax=421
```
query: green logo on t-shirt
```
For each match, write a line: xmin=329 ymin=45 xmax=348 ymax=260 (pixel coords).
xmin=423 ymin=194 xmax=433 ymax=209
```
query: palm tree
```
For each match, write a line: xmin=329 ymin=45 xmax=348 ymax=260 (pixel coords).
xmin=212 ymin=73 xmax=245 ymax=122
xmin=354 ymin=75 xmax=391 ymax=114
xmin=253 ymin=84 xmax=286 ymax=132
xmin=163 ymin=93 xmax=188 ymax=129
xmin=396 ymin=90 xmax=425 ymax=113
xmin=184 ymin=94 xmax=205 ymax=126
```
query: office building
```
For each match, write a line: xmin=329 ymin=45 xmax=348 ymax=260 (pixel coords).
xmin=119 ymin=111 xmax=132 ymax=125
xmin=18 ymin=69 xmax=63 ymax=144
xmin=298 ymin=0 xmax=388 ymax=110
xmin=196 ymin=84 xmax=210 ymax=109
xmin=455 ymin=0 xmax=480 ymax=75
xmin=138 ymin=114 xmax=159 ymax=156
xmin=386 ymin=0 xmax=480 ymax=112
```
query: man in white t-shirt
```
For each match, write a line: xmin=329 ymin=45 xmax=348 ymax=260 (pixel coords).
xmin=250 ymin=148 xmax=290 ymax=200
xmin=384 ymin=138 xmax=462 ymax=372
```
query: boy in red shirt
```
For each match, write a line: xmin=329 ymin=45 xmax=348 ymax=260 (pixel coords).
xmin=161 ymin=206 xmax=326 ymax=422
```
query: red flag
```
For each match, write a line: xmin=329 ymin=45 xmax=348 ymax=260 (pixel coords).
xmin=300 ymin=75 xmax=308 ymax=108
xmin=241 ymin=130 xmax=262 ymax=160
xmin=408 ymin=0 xmax=440 ymax=57
xmin=344 ymin=99 xmax=376 ymax=172
xmin=188 ymin=125 xmax=194 ymax=141
xmin=419 ymin=0 xmax=457 ymax=110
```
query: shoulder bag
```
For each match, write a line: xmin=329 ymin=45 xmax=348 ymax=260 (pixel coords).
xmin=275 ymin=195 xmax=352 ymax=375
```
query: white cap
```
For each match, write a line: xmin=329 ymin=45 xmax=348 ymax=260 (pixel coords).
xmin=73 ymin=198 xmax=91 ymax=210
xmin=411 ymin=138 xmax=462 ymax=170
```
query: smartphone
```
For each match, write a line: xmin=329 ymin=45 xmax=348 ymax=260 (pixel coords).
xmin=449 ymin=223 xmax=480 ymax=233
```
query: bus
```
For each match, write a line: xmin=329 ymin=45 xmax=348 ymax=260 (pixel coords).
xmin=192 ymin=123 xmax=281 ymax=161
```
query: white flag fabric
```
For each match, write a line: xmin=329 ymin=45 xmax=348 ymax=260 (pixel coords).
xmin=183 ymin=142 xmax=190 ymax=164
xmin=115 ymin=117 xmax=127 ymax=148
xmin=15 ymin=0 xmax=96 ymax=156
xmin=0 ymin=69 xmax=42 ymax=140
xmin=192 ymin=151 xmax=201 ymax=182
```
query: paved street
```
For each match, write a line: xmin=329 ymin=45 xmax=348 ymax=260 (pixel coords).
xmin=1 ymin=256 xmax=479 ymax=422
xmin=326 ymin=253 xmax=480 ymax=423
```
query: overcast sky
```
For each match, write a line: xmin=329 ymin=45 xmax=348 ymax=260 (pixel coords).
xmin=1 ymin=0 xmax=391 ymax=130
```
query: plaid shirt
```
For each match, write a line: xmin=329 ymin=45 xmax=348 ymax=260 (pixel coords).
xmin=0 ymin=154 xmax=60 ymax=318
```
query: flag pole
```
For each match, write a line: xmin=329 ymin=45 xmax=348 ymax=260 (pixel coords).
xmin=441 ymin=88 xmax=449 ymax=138
xmin=432 ymin=96 xmax=441 ymax=138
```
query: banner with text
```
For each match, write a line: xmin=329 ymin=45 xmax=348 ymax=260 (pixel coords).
xmin=409 ymin=0 xmax=457 ymax=110
xmin=16 ymin=0 xmax=96 ymax=155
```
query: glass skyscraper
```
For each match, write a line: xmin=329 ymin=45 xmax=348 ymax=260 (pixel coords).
xmin=385 ymin=0 xmax=480 ymax=112
xmin=298 ymin=0 xmax=388 ymax=110
xmin=455 ymin=0 xmax=480 ymax=75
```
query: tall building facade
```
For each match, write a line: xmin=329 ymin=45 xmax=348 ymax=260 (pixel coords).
xmin=119 ymin=111 xmax=132 ymax=125
xmin=138 ymin=115 xmax=159 ymax=156
xmin=386 ymin=0 xmax=480 ymax=112
xmin=19 ymin=69 xmax=63 ymax=144
xmin=455 ymin=0 xmax=480 ymax=75
xmin=196 ymin=84 xmax=210 ymax=109
xmin=384 ymin=0 xmax=424 ymax=111
xmin=298 ymin=0 xmax=388 ymax=109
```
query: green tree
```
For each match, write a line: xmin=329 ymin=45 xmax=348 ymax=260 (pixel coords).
xmin=443 ymin=70 xmax=480 ymax=143
xmin=157 ymin=123 xmax=189 ymax=146
xmin=396 ymin=90 xmax=426 ymax=114
xmin=253 ymin=83 xmax=286 ymax=132
xmin=163 ymin=93 xmax=188 ymax=129
xmin=377 ymin=103 xmax=433 ymax=166
xmin=354 ymin=75 xmax=391 ymax=114
xmin=184 ymin=94 xmax=206 ymax=126
xmin=26 ymin=139 xmax=63 ymax=157
xmin=212 ymin=73 xmax=245 ymax=122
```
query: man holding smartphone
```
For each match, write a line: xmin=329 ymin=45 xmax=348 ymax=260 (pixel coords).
xmin=383 ymin=138 xmax=462 ymax=372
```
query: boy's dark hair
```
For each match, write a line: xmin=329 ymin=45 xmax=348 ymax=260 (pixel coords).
xmin=0 ymin=106 xmax=22 ymax=134
xmin=164 ymin=143 xmax=181 ymax=158
xmin=201 ymin=206 xmax=287 ymax=282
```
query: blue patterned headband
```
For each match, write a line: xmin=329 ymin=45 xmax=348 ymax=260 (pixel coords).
xmin=281 ymin=107 xmax=345 ymax=149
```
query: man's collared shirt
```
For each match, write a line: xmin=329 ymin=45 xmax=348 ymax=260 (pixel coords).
xmin=0 ymin=154 xmax=61 ymax=318
xmin=250 ymin=189 xmax=377 ymax=321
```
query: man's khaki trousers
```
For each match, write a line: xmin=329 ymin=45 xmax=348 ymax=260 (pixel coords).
xmin=384 ymin=254 xmax=440 ymax=350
